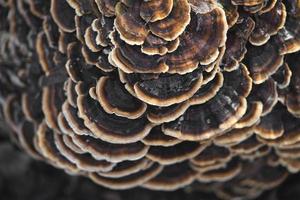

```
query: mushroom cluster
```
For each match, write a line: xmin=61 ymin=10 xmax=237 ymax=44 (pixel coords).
xmin=0 ymin=0 xmax=300 ymax=199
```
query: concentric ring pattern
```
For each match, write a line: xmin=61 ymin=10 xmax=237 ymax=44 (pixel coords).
xmin=0 ymin=0 xmax=300 ymax=199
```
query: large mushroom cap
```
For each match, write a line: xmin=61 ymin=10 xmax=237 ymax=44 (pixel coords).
xmin=0 ymin=0 xmax=300 ymax=198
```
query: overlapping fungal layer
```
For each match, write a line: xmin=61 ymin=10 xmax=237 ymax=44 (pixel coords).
xmin=0 ymin=0 xmax=300 ymax=199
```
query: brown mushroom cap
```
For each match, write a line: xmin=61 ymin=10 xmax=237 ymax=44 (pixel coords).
xmin=221 ymin=17 xmax=255 ymax=71
xmin=54 ymin=133 xmax=115 ymax=172
xmin=147 ymin=101 xmax=190 ymax=124
xmin=139 ymin=0 xmax=173 ymax=23
xmin=163 ymin=65 xmax=251 ymax=141
xmin=197 ymin=159 xmax=242 ymax=182
xmin=95 ymin=76 xmax=147 ymax=119
xmin=114 ymin=1 xmax=148 ymax=46
xmin=214 ymin=126 xmax=255 ymax=147
xmin=165 ymin=4 xmax=227 ymax=73
xmin=250 ymin=1 xmax=286 ymax=46
xmin=77 ymin=92 xmax=153 ymax=144
xmin=255 ymin=105 xmax=284 ymax=139
xmin=146 ymin=141 xmax=208 ymax=165
xmin=148 ymin=0 xmax=190 ymax=41
xmin=245 ymin=40 xmax=284 ymax=84
xmin=249 ymin=79 xmax=278 ymax=115
xmin=89 ymin=163 xmax=162 ymax=190
xmin=142 ymin=126 xmax=180 ymax=147
xmin=230 ymin=135 xmax=263 ymax=154
xmin=191 ymin=144 xmax=232 ymax=167
xmin=50 ymin=0 xmax=75 ymax=32
xmin=142 ymin=162 xmax=197 ymax=191
xmin=95 ymin=0 xmax=118 ymax=17
xmin=36 ymin=121 xmax=78 ymax=172
xmin=71 ymin=134 xmax=149 ymax=163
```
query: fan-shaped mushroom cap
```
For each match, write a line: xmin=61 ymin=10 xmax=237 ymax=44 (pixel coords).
xmin=165 ymin=4 xmax=227 ymax=73
xmin=142 ymin=162 xmax=197 ymax=191
xmin=67 ymin=0 xmax=97 ymax=16
xmin=42 ymin=84 xmax=65 ymax=132
xmin=133 ymin=70 xmax=203 ymax=107
xmin=146 ymin=141 xmax=208 ymax=165
xmin=249 ymin=79 xmax=278 ymax=115
xmin=110 ymin=31 xmax=169 ymax=73
xmin=54 ymin=134 xmax=115 ymax=172
xmin=217 ymin=0 xmax=239 ymax=27
xmin=140 ymin=0 xmax=173 ymax=23
xmin=21 ymin=92 xmax=42 ymax=123
xmin=89 ymin=163 xmax=162 ymax=189
xmin=114 ymin=1 xmax=148 ymax=46
xmin=61 ymin=101 xmax=91 ymax=136
xmin=230 ymin=135 xmax=263 ymax=154
xmin=255 ymin=105 xmax=284 ymax=139
xmin=71 ymin=134 xmax=149 ymax=163
xmin=95 ymin=76 xmax=146 ymax=119
xmin=163 ymin=65 xmax=251 ymax=141
xmin=197 ymin=159 xmax=241 ymax=182
xmin=77 ymin=92 xmax=153 ymax=144
xmin=234 ymin=101 xmax=263 ymax=129
xmin=245 ymin=41 xmax=284 ymax=84
xmin=191 ymin=144 xmax=231 ymax=167
xmin=147 ymin=102 xmax=190 ymax=124
xmin=221 ymin=17 xmax=255 ymax=71
xmin=275 ymin=11 xmax=300 ymax=55
xmin=142 ymin=126 xmax=180 ymax=147
xmin=95 ymin=0 xmax=118 ymax=17
xmin=257 ymin=110 xmax=300 ymax=147
xmin=36 ymin=122 xmax=78 ymax=172
xmin=272 ymin=62 xmax=292 ymax=89
xmin=148 ymin=0 xmax=190 ymax=41
xmin=214 ymin=126 xmax=255 ymax=147
xmin=189 ymin=72 xmax=224 ymax=105
xmin=17 ymin=120 xmax=42 ymax=159
xmin=50 ymin=0 xmax=75 ymax=32
xmin=250 ymin=1 xmax=286 ymax=46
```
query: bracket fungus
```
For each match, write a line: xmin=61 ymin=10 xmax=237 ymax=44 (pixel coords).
xmin=0 ymin=0 xmax=300 ymax=199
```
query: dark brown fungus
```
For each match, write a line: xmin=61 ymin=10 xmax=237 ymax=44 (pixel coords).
xmin=71 ymin=134 xmax=149 ymax=163
xmin=96 ymin=76 xmax=146 ymax=119
xmin=191 ymin=144 xmax=231 ymax=167
xmin=1 ymin=0 xmax=300 ymax=196
xmin=142 ymin=126 xmax=180 ymax=147
xmin=89 ymin=163 xmax=162 ymax=189
xmin=50 ymin=0 xmax=76 ymax=32
xmin=36 ymin=122 xmax=78 ymax=172
xmin=214 ymin=126 xmax=255 ymax=147
xmin=143 ymin=162 xmax=197 ymax=191
xmin=54 ymin=134 xmax=115 ymax=172
xmin=197 ymin=159 xmax=241 ymax=182
xmin=140 ymin=0 xmax=173 ymax=23
xmin=250 ymin=1 xmax=286 ymax=46
xmin=146 ymin=141 xmax=207 ymax=165
xmin=244 ymin=41 xmax=284 ymax=84
xmin=148 ymin=0 xmax=190 ymax=41
xmin=77 ymin=93 xmax=153 ymax=144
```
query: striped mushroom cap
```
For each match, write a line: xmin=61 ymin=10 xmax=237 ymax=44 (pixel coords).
xmin=0 ymin=0 xmax=300 ymax=199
